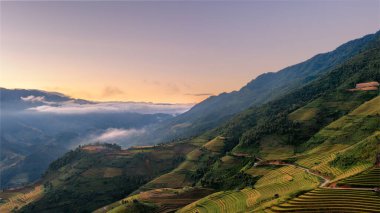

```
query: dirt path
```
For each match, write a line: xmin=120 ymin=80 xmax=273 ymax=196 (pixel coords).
xmin=253 ymin=158 xmax=376 ymax=191
xmin=233 ymin=154 xmax=375 ymax=190
xmin=261 ymin=161 xmax=330 ymax=187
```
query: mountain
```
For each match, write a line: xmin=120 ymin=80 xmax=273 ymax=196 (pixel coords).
xmin=100 ymin=31 xmax=380 ymax=213
xmin=0 ymin=89 xmax=189 ymax=189
xmin=137 ymin=31 xmax=380 ymax=144
xmin=0 ymin=88 xmax=89 ymax=111
xmin=3 ymin=31 xmax=379 ymax=213
xmin=0 ymin=88 xmax=72 ymax=103
xmin=9 ymin=143 xmax=195 ymax=213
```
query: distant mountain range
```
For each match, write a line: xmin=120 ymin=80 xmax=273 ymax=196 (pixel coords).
xmin=134 ymin=31 xmax=380 ymax=144
xmin=5 ymin=30 xmax=379 ymax=213
xmin=1 ymin=30 xmax=379 ymax=213
xmin=0 ymin=88 xmax=192 ymax=189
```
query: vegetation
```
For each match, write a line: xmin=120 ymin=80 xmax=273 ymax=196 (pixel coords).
xmin=223 ymin=46 xmax=380 ymax=155
xmin=6 ymin=31 xmax=380 ymax=213
xmin=178 ymin=165 xmax=320 ymax=212
xmin=0 ymin=185 xmax=43 ymax=213
xmin=176 ymin=35 xmax=380 ymax=212
xmin=17 ymin=143 xmax=194 ymax=212
xmin=338 ymin=167 xmax=380 ymax=187
xmin=97 ymin=187 xmax=215 ymax=213
xmin=296 ymin=96 xmax=380 ymax=180
xmin=133 ymin=31 xmax=380 ymax=145
xmin=271 ymin=188 xmax=380 ymax=212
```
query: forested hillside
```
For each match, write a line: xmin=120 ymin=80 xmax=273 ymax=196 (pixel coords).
xmin=96 ymin=31 xmax=380 ymax=213
xmin=136 ymin=31 xmax=380 ymax=144
xmin=4 ymin=143 xmax=194 ymax=212
xmin=2 ymin=31 xmax=379 ymax=213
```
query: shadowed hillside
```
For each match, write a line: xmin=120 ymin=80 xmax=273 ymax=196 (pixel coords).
xmin=2 ymin=31 xmax=379 ymax=213
xmin=136 ymin=31 xmax=380 ymax=144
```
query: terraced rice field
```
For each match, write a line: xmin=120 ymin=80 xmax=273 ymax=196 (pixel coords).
xmin=139 ymin=144 xmax=221 ymax=192
xmin=0 ymin=185 xmax=43 ymax=212
xmin=349 ymin=96 xmax=380 ymax=115
xmin=297 ymin=130 xmax=378 ymax=181
xmin=203 ymin=136 xmax=225 ymax=153
xmin=297 ymin=98 xmax=380 ymax=181
xmin=244 ymin=165 xmax=278 ymax=177
xmin=259 ymin=136 xmax=294 ymax=160
xmin=178 ymin=166 xmax=320 ymax=212
xmin=270 ymin=188 xmax=380 ymax=212
xmin=331 ymin=163 xmax=373 ymax=183
xmin=338 ymin=167 xmax=380 ymax=187
xmin=97 ymin=188 xmax=214 ymax=213
xmin=143 ymin=170 xmax=192 ymax=189
xmin=178 ymin=190 xmax=248 ymax=213
xmin=297 ymin=143 xmax=347 ymax=177
xmin=288 ymin=107 xmax=318 ymax=121
xmin=297 ymin=132 xmax=378 ymax=184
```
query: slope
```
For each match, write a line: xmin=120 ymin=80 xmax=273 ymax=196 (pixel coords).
xmin=177 ymin=50 xmax=380 ymax=212
xmin=1 ymin=143 xmax=194 ymax=213
xmin=179 ymin=81 xmax=380 ymax=212
xmin=97 ymin=32 xmax=380 ymax=213
xmin=136 ymin=31 xmax=380 ymax=144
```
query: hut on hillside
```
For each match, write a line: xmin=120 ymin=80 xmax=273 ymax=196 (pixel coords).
xmin=348 ymin=81 xmax=379 ymax=91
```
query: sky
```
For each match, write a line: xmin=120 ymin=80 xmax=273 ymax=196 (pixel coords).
xmin=1 ymin=1 xmax=379 ymax=104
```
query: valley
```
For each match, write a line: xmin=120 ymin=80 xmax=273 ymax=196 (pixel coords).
xmin=1 ymin=21 xmax=379 ymax=213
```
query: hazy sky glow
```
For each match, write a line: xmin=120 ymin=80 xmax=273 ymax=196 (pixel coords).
xmin=1 ymin=1 xmax=379 ymax=103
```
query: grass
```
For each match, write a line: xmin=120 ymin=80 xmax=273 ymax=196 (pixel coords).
xmin=17 ymin=143 xmax=196 ymax=212
xmin=0 ymin=185 xmax=43 ymax=213
xmin=270 ymin=188 xmax=380 ymax=212
xmin=96 ymin=187 xmax=215 ymax=213
xmin=134 ymin=137 xmax=225 ymax=193
xmin=232 ymin=135 xmax=294 ymax=160
xmin=349 ymin=96 xmax=380 ymax=115
xmin=295 ymin=97 xmax=380 ymax=179
xmin=244 ymin=165 xmax=281 ymax=177
xmin=178 ymin=165 xmax=320 ymax=212
xmin=259 ymin=136 xmax=294 ymax=160
xmin=288 ymin=107 xmax=318 ymax=121
xmin=203 ymin=136 xmax=225 ymax=153
xmin=338 ymin=167 xmax=380 ymax=187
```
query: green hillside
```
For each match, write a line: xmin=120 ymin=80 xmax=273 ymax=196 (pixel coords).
xmin=296 ymin=98 xmax=380 ymax=181
xmin=176 ymin=95 xmax=380 ymax=212
xmin=270 ymin=188 xmax=380 ymax=213
xmin=11 ymin=143 xmax=195 ymax=213
xmin=90 ymin=32 xmax=380 ymax=213
xmin=135 ymin=31 xmax=380 ymax=145
xmin=338 ymin=167 xmax=380 ymax=188
xmin=5 ymin=31 xmax=380 ymax=213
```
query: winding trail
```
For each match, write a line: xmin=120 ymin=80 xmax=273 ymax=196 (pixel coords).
xmin=251 ymin=156 xmax=376 ymax=191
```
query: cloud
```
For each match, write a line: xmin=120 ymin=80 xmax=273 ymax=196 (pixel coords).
xmin=21 ymin=95 xmax=58 ymax=105
xmin=74 ymin=128 xmax=146 ymax=147
xmin=185 ymin=93 xmax=214 ymax=97
xmin=102 ymin=86 xmax=125 ymax=97
xmin=94 ymin=128 xmax=145 ymax=142
xmin=21 ymin=95 xmax=46 ymax=102
xmin=26 ymin=101 xmax=193 ymax=115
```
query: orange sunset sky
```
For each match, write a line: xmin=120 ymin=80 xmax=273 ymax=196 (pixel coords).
xmin=1 ymin=1 xmax=379 ymax=103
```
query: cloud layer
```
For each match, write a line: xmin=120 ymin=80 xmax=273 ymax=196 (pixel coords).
xmin=93 ymin=128 xmax=145 ymax=142
xmin=26 ymin=101 xmax=193 ymax=115
xmin=73 ymin=128 xmax=147 ymax=148
xmin=21 ymin=95 xmax=46 ymax=102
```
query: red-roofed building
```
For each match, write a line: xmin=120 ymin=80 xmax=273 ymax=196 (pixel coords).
xmin=348 ymin=81 xmax=379 ymax=92
xmin=356 ymin=81 xmax=380 ymax=89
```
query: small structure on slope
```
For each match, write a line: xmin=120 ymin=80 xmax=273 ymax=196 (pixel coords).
xmin=348 ymin=81 xmax=379 ymax=91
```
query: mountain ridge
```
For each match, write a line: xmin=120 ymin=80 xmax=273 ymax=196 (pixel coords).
xmin=135 ymin=30 xmax=380 ymax=144
xmin=1 ymin=30 xmax=379 ymax=213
